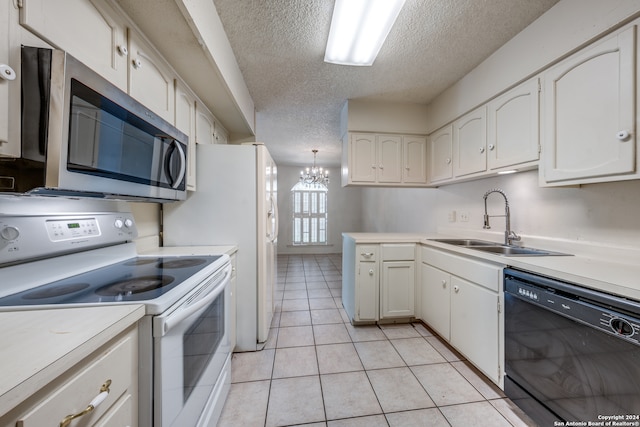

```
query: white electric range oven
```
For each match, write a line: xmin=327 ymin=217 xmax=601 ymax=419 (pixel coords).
xmin=0 ymin=204 xmax=231 ymax=427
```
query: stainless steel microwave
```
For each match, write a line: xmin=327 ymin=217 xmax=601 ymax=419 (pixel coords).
xmin=0 ymin=46 xmax=188 ymax=202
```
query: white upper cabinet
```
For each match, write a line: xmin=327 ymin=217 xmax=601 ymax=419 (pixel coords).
xmin=487 ymin=78 xmax=540 ymax=170
xmin=403 ymin=135 xmax=428 ymax=184
xmin=19 ymin=0 xmax=129 ymax=90
xmin=343 ymin=132 xmax=428 ymax=186
xmin=0 ymin=2 xmax=20 ymax=158
xmin=376 ymin=134 xmax=402 ymax=183
xmin=175 ymin=79 xmax=196 ymax=191
xmin=349 ymin=133 xmax=377 ymax=183
xmin=127 ymin=29 xmax=175 ymax=123
xmin=541 ymin=25 xmax=637 ymax=185
xmin=427 ymin=125 xmax=453 ymax=183
xmin=453 ymin=106 xmax=487 ymax=177
xmin=195 ymin=101 xmax=217 ymax=146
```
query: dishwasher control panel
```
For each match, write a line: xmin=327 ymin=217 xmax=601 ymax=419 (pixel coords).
xmin=505 ymin=269 xmax=640 ymax=346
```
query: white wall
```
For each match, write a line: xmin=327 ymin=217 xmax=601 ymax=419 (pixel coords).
xmin=361 ymin=170 xmax=640 ymax=248
xmin=276 ymin=165 xmax=363 ymax=254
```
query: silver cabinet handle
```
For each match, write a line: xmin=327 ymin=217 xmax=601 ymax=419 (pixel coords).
xmin=441 ymin=279 xmax=447 ymax=288
xmin=132 ymin=58 xmax=142 ymax=69
xmin=479 ymin=147 xmax=485 ymax=153
xmin=369 ymin=269 xmax=374 ymax=276
xmin=445 ymin=158 xmax=451 ymax=164
xmin=117 ymin=45 xmax=128 ymax=56
xmin=360 ymin=252 xmax=374 ymax=257
xmin=453 ymin=285 xmax=460 ymax=293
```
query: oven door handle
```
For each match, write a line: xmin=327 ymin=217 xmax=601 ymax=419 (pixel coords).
xmin=154 ymin=265 xmax=231 ymax=337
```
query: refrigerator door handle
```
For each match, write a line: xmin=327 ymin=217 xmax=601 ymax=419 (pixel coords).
xmin=267 ymin=194 xmax=279 ymax=242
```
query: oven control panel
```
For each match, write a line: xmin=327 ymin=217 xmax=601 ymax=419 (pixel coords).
xmin=0 ymin=212 xmax=138 ymax=266
xmin=46 ymin=218 xmax=101 ymax=241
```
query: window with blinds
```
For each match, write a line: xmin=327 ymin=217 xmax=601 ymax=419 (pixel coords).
xmin=291 ymin=182 xmax=328 ymax=245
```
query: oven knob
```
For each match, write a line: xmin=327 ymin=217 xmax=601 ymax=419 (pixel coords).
xmin=114 ymin=219 xmax=124 ymax=229
xmin=610 ymin=318 xmax=634 ymax=337
xmin=124 ymin=219 xmax=134 ymax=228
xmin=0 ymin=226 xmax=19 ymax=241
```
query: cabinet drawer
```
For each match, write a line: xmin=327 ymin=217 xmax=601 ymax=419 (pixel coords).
xmin=381 ymin=244 xmax=415 ymax=261
xmin=421 ymin=246 xmax=501 ymax=292
xmin=357 ymin=245 xmax=378 ymax=261
xmin=17 ymin=329 xmax=135 ymax=427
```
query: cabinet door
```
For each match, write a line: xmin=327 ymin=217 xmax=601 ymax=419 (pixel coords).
xmin=403 ymin=135 xmax=428 ymax=183
xmin=542 ymin=26 xmax=636 ymax=184
xmin=0 ymin=2 xmax=20 ymax=158
xmin=450 ymin=276 xmax=499 ymax=383
xmin=487 ymin=78 xmax=540 ymax=169
xmin=128 ymin=29 xmax=175 ymax=123
xmin=356 ymin=260 xmax=378 ymax=321
xmin=376 ymin=134 xmax=402 ymax=183
xmin=428 ymin=125 xmax=453 ymax=183
xmin=350 ymin=133 xmax=377 ymax=183
xmin=20 ymin=0 xmax=128 ymax=90
xmin=195 ymin=101 xmax=216 ymax=145
xmin=453 ymin=107 xmax=487 ymax=177
xmin=175 ymin=80 xmax=196 ymax=191
xmin=420 ymin=264 xmax=450 ymax=340
xmin=380 ymin=261 xmax=415 ymax=318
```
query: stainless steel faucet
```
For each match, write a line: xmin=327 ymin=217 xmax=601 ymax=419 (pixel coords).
xmin=483 ymin=188 xmax=521 ymax=245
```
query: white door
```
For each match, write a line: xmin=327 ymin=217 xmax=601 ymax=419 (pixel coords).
xmin=403 ymin=136 xmax=428 ymax=183
xmin=542 ymin=26 xmax=635 ymax=184
xmin=20 ymin=0 xmax=128 ymax=90
xmin=428 ymin=125 xmax=453 ymax=183
xmin=420 ymin=264 xmax=450 ymax=340
xmin=350 ymin=133 xmax=377 ymax=182
xmin=453 ymin=107 xmax=487 ymax=177
xmin=257 ymin=145 xmax=277 ymax=344
xmin=377 ymin=134 xmax=402 ymax=183
xmin=487 ymin=78 xmax=540 ymax=169
xmin=380 ymin=261 xmax=415 ymax=318
xmin=127 ymin=29 xmax=175 ymax=123
xmin=450 ymin=276 xmax=500 ymax=383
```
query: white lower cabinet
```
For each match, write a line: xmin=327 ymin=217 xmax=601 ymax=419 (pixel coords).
xmin=420 ymin=263 xmax=450 ymax=340
xmin=1 ymin=326 xmax=138 ymax=427
xmin=420 ymin=246 xmax=503 ymax=385
xmin=342 ymin=237 xmax=416 ymax=324
xmin=450 ymin=276 xmax=500 ymax=384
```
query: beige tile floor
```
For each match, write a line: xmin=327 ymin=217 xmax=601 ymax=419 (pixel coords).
xmin=217 ymin=254 xmax=538 ymax=427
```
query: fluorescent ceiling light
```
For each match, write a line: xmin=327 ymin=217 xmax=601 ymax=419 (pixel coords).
xmin=324 ymin=0 xmax=407 ymax=66
xmin=497 ymin=170 xmax=518 ymax=175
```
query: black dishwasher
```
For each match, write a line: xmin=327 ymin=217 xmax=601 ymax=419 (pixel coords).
xmin=504 ymin=268 xmax=640 ymax=426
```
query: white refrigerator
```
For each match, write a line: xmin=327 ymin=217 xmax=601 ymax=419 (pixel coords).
xmin=163 ymin=143 xmax=278 ymax=352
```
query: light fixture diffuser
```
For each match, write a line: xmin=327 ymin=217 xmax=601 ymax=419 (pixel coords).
xmin=324 ymin=0 xmax=407 ymax=66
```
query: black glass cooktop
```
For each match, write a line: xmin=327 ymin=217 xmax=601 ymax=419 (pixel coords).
xmin=0 ymin=255 xmax=221 ymax=306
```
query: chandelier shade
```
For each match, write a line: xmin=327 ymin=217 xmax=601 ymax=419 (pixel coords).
xmin=300 ymin=149 xmax=329 ymax=188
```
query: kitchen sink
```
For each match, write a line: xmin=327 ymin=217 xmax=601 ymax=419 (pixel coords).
xmin=429 ymin=238 xmax=498 ymax=246
xmin=429 ymin=238 xmax=571 ymax=256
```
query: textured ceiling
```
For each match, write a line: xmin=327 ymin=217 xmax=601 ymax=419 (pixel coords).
xmin=213 ymin=0 xmax=560 ymax=167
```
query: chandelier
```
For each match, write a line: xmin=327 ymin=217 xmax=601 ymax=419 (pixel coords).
xmin=300 ymin=149 xmax=329 ymax=187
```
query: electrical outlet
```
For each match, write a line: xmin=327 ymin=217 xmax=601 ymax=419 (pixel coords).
xmin=447 ymin=210 xmax=456 ymax=222
xmin=459 ymin=211 xmax=470 ymax=222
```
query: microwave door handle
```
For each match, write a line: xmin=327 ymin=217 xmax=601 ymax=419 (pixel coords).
xmin=154 ymin=265 xmax=231 ymax=337
xmin=168 ymin=140 xmax=186 ymax=189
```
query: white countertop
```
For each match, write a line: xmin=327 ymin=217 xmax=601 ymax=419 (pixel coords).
xmin=343 ymin=232 xmax=640 ymax=302
xmin=0 ymin=304 xmax=144 ymax=417
xmin=140 ymin=245 xmax=238 ymax=257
